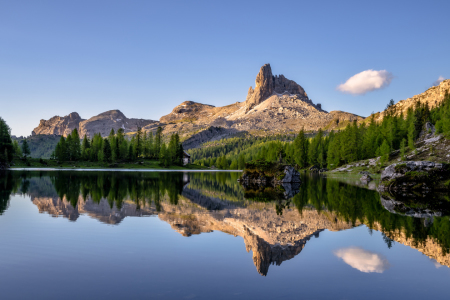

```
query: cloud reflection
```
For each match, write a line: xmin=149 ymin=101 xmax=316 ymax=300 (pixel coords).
xmin=334 ymin=247 xmax=390 ymax=273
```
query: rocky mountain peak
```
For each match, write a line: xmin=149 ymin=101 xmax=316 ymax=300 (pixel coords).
xmin=33 ymin=112 xmax=84 ymax=137
xmin=245 ymin=63 xmax=308 ymax=112
xmin=96 ymin=109 xmax=126 ymax=119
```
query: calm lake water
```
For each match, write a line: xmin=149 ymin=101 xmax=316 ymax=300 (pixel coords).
xmin=0 ymin=171 xmax=449 ymax=299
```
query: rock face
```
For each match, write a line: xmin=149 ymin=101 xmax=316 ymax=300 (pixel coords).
xmin=245 ymin=64 xmax=309 ymax=112
xmin=32 ymin=112 xmax=84 ymax=136
xmin=379 ymin=161 xmax=450 ymax=191
xmin=32 ymin=110 xmax=156 ymax=138
xmin=78 ymin=110 xmax=156 ymax=138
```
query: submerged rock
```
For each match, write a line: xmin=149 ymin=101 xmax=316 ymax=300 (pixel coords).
xmin=360 ymin=174 xmax=373 ymax=183
xmin=378 ymin=161 xmax=450 ymax=192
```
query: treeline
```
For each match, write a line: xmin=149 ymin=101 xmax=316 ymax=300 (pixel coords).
xmin=192 ymin=93 xmax=450 ymax=170
xmin=190 ymin=135 xmax=296 ymax=170
xmin=0 ymin=117 xmax=13 ymax=166
xmin=0 ymin=117 xmax=28 ymax=166
xmin=52 ymin=127 xmax=185 ymax=167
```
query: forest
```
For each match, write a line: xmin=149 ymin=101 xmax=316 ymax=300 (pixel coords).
xmin=52 ymin=126 xmax=185 ymax=167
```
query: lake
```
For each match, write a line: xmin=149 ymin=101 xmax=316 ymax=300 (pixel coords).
xmin=0 ymin=170 xmax=449 ymax=299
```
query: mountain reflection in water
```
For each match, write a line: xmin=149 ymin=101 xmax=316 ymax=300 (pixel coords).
xmin=1 ymin=170 xmax=450 ymax=276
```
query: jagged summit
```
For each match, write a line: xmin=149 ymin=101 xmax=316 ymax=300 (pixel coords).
xmin=31 ymin=64 xmax=363 ymax=146
xmin=245 ymin=63 xmax=309 ymax=112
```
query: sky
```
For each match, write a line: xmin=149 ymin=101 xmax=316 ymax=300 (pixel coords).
xmin=1 ymin=0 xmax=449 ymax=137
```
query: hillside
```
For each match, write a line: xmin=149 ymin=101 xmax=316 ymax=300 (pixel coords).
xmin=13 ymin=135 xmax=60 ymax=159
xmin=372 ymin=79 xmax=450 ymax=122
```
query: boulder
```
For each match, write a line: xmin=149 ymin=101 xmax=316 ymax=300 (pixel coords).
xmin=378 ymin=161 xmax=450 ymax=191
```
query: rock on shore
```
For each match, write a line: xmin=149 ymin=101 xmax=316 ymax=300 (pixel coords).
xmin=378 ymin=161 xmax=450 ymax=192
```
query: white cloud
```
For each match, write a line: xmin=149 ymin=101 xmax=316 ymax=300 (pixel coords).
xmin=334 ymin=247 xmax=390 ymax=273
xmin=337 ymin=70 xmax=393 ymax=95
xmin=432 ymin=76 xmax=446 ymax=86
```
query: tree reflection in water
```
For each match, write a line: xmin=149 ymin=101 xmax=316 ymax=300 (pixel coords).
xmin=2 ymin=170 xmax=450 ymax=274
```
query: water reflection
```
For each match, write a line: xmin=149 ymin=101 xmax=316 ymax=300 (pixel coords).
xmin=334 ymin=247 xmax=390 ymax=273
xmin=1 ymin=170 xmax=450 ymax=276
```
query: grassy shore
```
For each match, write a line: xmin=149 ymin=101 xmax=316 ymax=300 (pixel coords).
xmin=9 ymin=157 xmax=210 ymax=170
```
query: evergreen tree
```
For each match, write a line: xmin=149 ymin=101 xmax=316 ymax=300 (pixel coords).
xmin=147 ymin=132 xmax=154 ymax=158
xmin=70 ymin=129 xmax=81 ymax=161
xmin=293 ymin=128 xmax=308 ymax=168
xmin=81 ymin=135 xmax=90 ymax=160
xmin=55 ymin=136 xmax=67 ymax=161
xmin=155 ymin=127 xmax=162 ymax=158
xmin=380 ymin=140 xmax=390 ymax=165
xmin=135 ymin=127 xmax=142 ymax=158
xmin=102 ymin=138 xmax=112 ymax=162
xmin=21 ymin=139 xmax=31 ymax=158
xmin=0 ymin=117 xmax=13 ymax=164
xmin=160 ymin=143 xmax=168 ymax=167
xmin=12 ymin=140 xmax=22 ymax=158
xmin=400 ymin=138 xmax=406 ymax=161
xmin=408 ymin=116 xmax=416 ymax=151
xmin=65 ymin=134 xmax=73 ymax=160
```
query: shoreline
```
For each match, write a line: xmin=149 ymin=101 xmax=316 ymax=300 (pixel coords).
xmin=8 ymin=168 xmax=243 ymax=172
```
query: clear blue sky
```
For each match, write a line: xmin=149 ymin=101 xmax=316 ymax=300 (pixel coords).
xmin=1 ymin=0 xmax=449 ymax=136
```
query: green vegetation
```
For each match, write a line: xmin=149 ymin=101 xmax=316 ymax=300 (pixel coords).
xmin=0 ymin=117 xmax=13 ymax=167
xmin=13 ymin=135 xmax=60 ymax=159
xmin=51 ymin=126 xmax=186 ymax=168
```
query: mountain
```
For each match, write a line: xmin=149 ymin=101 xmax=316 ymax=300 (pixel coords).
xmin=32 ymin=110 xmax=156 ymax=138
xmin=159 ymin=64 xmax=363 ymax=134
xmin=32 ymin=112 xmax=84 ymax=137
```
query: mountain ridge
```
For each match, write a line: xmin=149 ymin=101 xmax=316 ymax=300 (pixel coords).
xmin=30 ymin=65 xmax=450 ymax=150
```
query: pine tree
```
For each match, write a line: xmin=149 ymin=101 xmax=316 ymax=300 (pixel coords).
xmin=160 ymin=143 xmax=168 ymax=167
xmin=102 ymin=138 xmax=112 ymax=162
xmin=0 ymin=117 xmax=13 ymax=164
xmin=81 ymin=135 xmax=90 ymax=160
xmin=136 ymin=127 xmax=142 ymax=158
xmin=155 ymin=127 xmax=162 ymax=158
xmin=400 ymin=138 xmax=406 ymax=161
xmin=70 ymin=129 xmax=81 ymax=161
xmin=238 ymin=154 xmax=245 ymax=170
xmin=408 ymin=116 xmax=416 ymax=151
xmin=147 ymin=132 xmax=154 ymax=158
xmin=380 ymin=139 xmax=390 ymax=165
xmin=55 ymin=136 xmax=66 ymax=161
xmin=21 ymin=139 xmax=31 ymax=158
xmin=66 ymin=134 xmax=73 ymax=160
xmin=12 ymin=140 xmax=22 ymax=158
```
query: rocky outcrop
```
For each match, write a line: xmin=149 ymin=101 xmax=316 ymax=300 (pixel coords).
xmin=181 ymin=126 xmax=239 ymax=149
xmin=378 ymin=161 xmax=450 ymax=192
xmin=245 ymin=64 xmax=309 ymax=112
xmin=239 ymin=164 xmax=301 ymax=200
xmin=160 ymin=101 xmax=215 ymax=124
xmin=78 ymin=110 xmax=156 ymax=138
xmin=32 ymin=112 xmax=84 ymax=137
